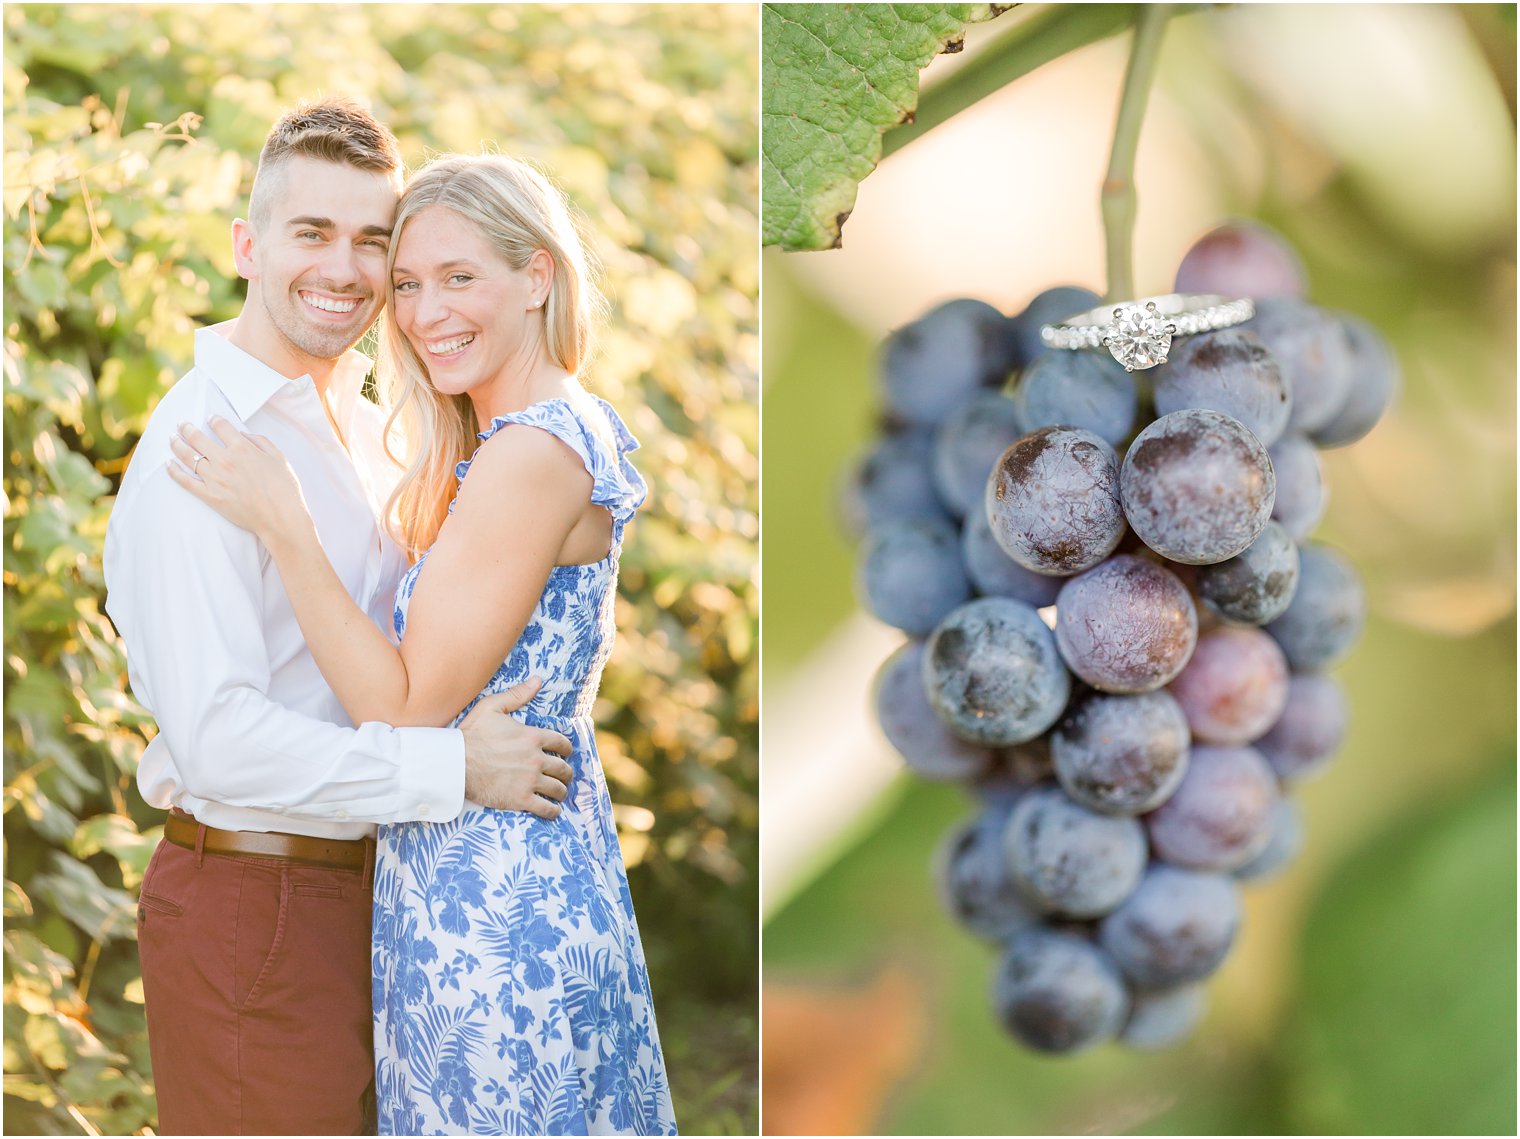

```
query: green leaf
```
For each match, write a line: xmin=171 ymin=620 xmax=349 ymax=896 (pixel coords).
xmin=1281 ymin=766 xmax=1517 ymax=1136
xmin=762 ymin=3 xmax=1008 ymax=250
xmin=31 ymin=854 xmax=135 ymax=943
xmin=4 ymin=879 xmax=34 ymax=918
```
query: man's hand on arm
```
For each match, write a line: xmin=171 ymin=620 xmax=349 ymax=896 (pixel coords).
xmin=459 ymin=678 xmax=575 ymax=819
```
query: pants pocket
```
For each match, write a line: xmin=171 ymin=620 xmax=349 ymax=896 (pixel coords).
xmin=233 ymin=864 xmax=290 ymax=1012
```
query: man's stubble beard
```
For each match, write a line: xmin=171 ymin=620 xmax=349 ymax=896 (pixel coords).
xmin=258 ymin=275 xmax=380 ymax=364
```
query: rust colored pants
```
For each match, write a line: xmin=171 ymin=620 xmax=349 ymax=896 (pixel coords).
xmin=136 ymin=835 xmax=376 ymax=1135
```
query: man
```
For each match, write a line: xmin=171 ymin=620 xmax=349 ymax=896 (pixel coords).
xmin=103 ymin=98 xmax=573 ymax=1135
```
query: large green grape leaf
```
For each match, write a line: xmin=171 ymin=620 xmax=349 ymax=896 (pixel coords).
xmin=762 ymin=3 xmax=1009 ymax=251
xmin=1280 ymin=763 xmax=1517 ymax=1136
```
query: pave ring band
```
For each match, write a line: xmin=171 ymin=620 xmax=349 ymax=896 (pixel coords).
xmin=1040 ymin=293 xmax=1255 ymax=371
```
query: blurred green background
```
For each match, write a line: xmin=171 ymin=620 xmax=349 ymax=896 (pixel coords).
xmin=4 ymin=4 xmax=757 ymax=1134
xmin=762 ymin=4 xmax=1515 ymax=1135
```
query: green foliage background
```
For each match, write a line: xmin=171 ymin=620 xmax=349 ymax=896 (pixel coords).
xmin=3 ymin=4 xmax=758 ymax=1134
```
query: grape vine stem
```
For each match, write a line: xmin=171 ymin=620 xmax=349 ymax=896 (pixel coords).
xmin=1101 ymin=4 xmax=1173 ymax=303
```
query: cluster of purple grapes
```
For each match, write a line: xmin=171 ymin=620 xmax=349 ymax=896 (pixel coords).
xmin=844 ymin=222 xmax=1396 ymax=1054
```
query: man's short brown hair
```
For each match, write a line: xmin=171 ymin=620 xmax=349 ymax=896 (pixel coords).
xmin=248 ymin=97 xmax=403 ymax=228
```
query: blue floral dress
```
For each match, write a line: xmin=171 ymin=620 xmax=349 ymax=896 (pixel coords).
xmin=372 ymin=398 xmax=677 ymax=1136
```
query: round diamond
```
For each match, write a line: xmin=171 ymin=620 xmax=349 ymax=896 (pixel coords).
xmin=1105 ymin=305 xmax=1173 ymax=371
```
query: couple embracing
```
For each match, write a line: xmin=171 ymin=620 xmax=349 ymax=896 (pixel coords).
xmin=103 ymin=98 xmax=677 ymax=1136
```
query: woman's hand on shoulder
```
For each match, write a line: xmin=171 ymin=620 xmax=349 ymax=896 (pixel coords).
xmin=167 ymin=416 xmax=314 ymax=549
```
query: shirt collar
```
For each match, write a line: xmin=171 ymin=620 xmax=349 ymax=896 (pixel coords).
xmin=194 ymin=321 xmax=374 ymax=421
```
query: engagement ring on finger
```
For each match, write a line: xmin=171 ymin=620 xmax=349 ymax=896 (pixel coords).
xmin=192 ymin=453 xmax=207 ymax=475
xmin=1040 ymin=293 xmax=1255 ymax=371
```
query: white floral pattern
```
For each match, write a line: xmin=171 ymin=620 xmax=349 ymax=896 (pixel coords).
xmin=373 ymin=398 xmax=676 ymax=1136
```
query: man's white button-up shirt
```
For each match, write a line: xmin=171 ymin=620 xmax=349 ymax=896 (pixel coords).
xmin=104 ymin=323 xmax=465 ymax=839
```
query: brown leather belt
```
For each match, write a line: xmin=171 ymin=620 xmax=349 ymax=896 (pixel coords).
xmin=164 ymin=810 xmax=372 ymax=871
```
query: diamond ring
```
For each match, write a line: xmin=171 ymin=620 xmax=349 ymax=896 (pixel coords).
xmin=192 ymin=453 xmax=207 ymax=475
xmin=1040 ymin=293 xmax=1255 ymax=371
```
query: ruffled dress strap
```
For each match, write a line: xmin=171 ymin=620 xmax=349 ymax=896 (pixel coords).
xmin=453 ymin=397 xmax=648 ymax=541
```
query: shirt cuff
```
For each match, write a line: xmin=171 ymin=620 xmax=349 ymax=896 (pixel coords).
xmin=393 ymin=726 xmax=466 ymax=823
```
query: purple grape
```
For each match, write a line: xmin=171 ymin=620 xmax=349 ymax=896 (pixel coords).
xmin=1050 ymin=689 xmax=1191 ymax=816
xmin=1152 ymin=329 xmax=1291 ymax=448
xmin=1054 ymin=555 xmax=1199 ymax=694
xmin=1167 ymin=627 xmax=1290 ymax=746
xmin=1312 ymin=314 xmax=1398 ymax=448
xmin=961 ymin=506 xmax=1063 ymax=607
xmin=1255 ymin=673 xmax=1349 ymax=784
xmin=1004 ymin=785 xmax=1148 ymax=918
xmin=932 ymin=390 xmax=1025 ymax=517
xmin=881 ymin=299 xmax=1016 ymax=427
xmin=935 ymin=799 xmax=1039 ymax=940
xmin=1099 ymin=865 xmax=1240 ymax=987
xmin=1234 ymin=796 xmax=1304 ymax=881
xmin=840 ymin=430 xmax=951 ymax=537
xmin=872 ymin=641 xmax=992 ymax=781
xmin=1122 ymin=983 xmax=1207 ymax=1050
xmin=857 ymin=517 xmax=971 ymax=636
xmin=1266 ymin=433 xmax=1326 ymax=541
xmin=1120 ymin=409 xmax=1275 ymax=565
xmin=1009 ymin=285 xmax=1103 ymax=366
xmin=1195 ymin=521 xmax=1300 ymax=626
xmin=1173 ymin=221 xmax=1308 ymax=299
xmin=1264 ymin=542 xmax=1366 ymax=671
xmin=922 ymin=598 xmax=1071 ymax=746
xmin=995 ymin=735 xmax=1057 ymax=789
xmin=1013 ymin=350 xmax=1138 ymax=447
xmin=1245 ymin=298 xmax=1354 ymax=435
xmin=993 ymin=927 xmax=1130 ymax=1054
xmin=1145 ymin=745 xmax=1279 ymax=872
xmin=986 ymin=426 xmax=1126 ymax=575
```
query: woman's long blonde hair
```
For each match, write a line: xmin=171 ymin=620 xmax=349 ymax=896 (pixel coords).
xmin=379 ymin=153 xmax=605 ymax=559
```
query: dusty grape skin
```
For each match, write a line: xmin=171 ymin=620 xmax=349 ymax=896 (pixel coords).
xmin=1122 ymin=983 xmax=1207 ymax=1050
xmin=932 ymin=390 xmax=1026 ymax=517
xmin=1145 ymin=745 xmax=1279 ymax=872
xmin=1312 ymin=313 xmax=1399 ymax=448
xmin=857 ymin=517 xmax=971 ymax=637
xmin=1234 ymin=797 xmax=1304 ymax=881
xmin=872 ymin=640 xmax=993 ymax=781
xmin=1014 ymin=350 xmax=1138 ymax=447
xmin=1195 ymin=521 xmax=1300 ymax=626
xmin=1152 ymin=329 xmax=1292 ymax=449
xmin=1009 ymin=285 xmax=1103 ymax=365
xmin=961 ymin=506 xmax=1063 ymax=607
xmin=1120 ymin=408 xmax=1276 ymax=565
xmin=1098 ymin=865 xmax=1241 ymax=987
xmin=922 ymin=598 xmax=1072 ymax=746
xmin=1245 ymin=297 xmax=1354 ymax=435
xmin=1003 ymin=785 xmax=1148 ymax=918
xmin=880 ymin=298 xmax=1017 ymax=427
xmin=1051 ymin=690 xmax=1191 ymax=816
xmin=1255 ymin=673 xmax=1349 ymax=784
xmin=1172 ymin=221 xmax=1308 ymax=300
xmin=935 ymin=799 xmax=1039 ymax=940
xmin=1264 ymin=542 xmax=1366 ymax=671
xmin=1266 ymin=433 xmax=1326 ymax=541
xmin=1167 ymin=627 xmax=1290 ymax=746
xmin=986 ymin=426 xmax=1126 ymax=575
xmin=1054 ymin=555 xmax=1199 ymax=694
xmin=840 ymin=429 xmax=950 ymax=537
xmin=993 ymin=927 xmax=1130 ymax=1054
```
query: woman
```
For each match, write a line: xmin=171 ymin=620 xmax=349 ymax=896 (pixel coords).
xmin=169 ymin=154 xmax=677 ymax=1136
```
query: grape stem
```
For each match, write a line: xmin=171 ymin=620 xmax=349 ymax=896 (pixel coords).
xmin=1101 ymin=4 xmax=1173 ymax=303
xmin=883 ymin=5 xmax=1139 ymax=161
